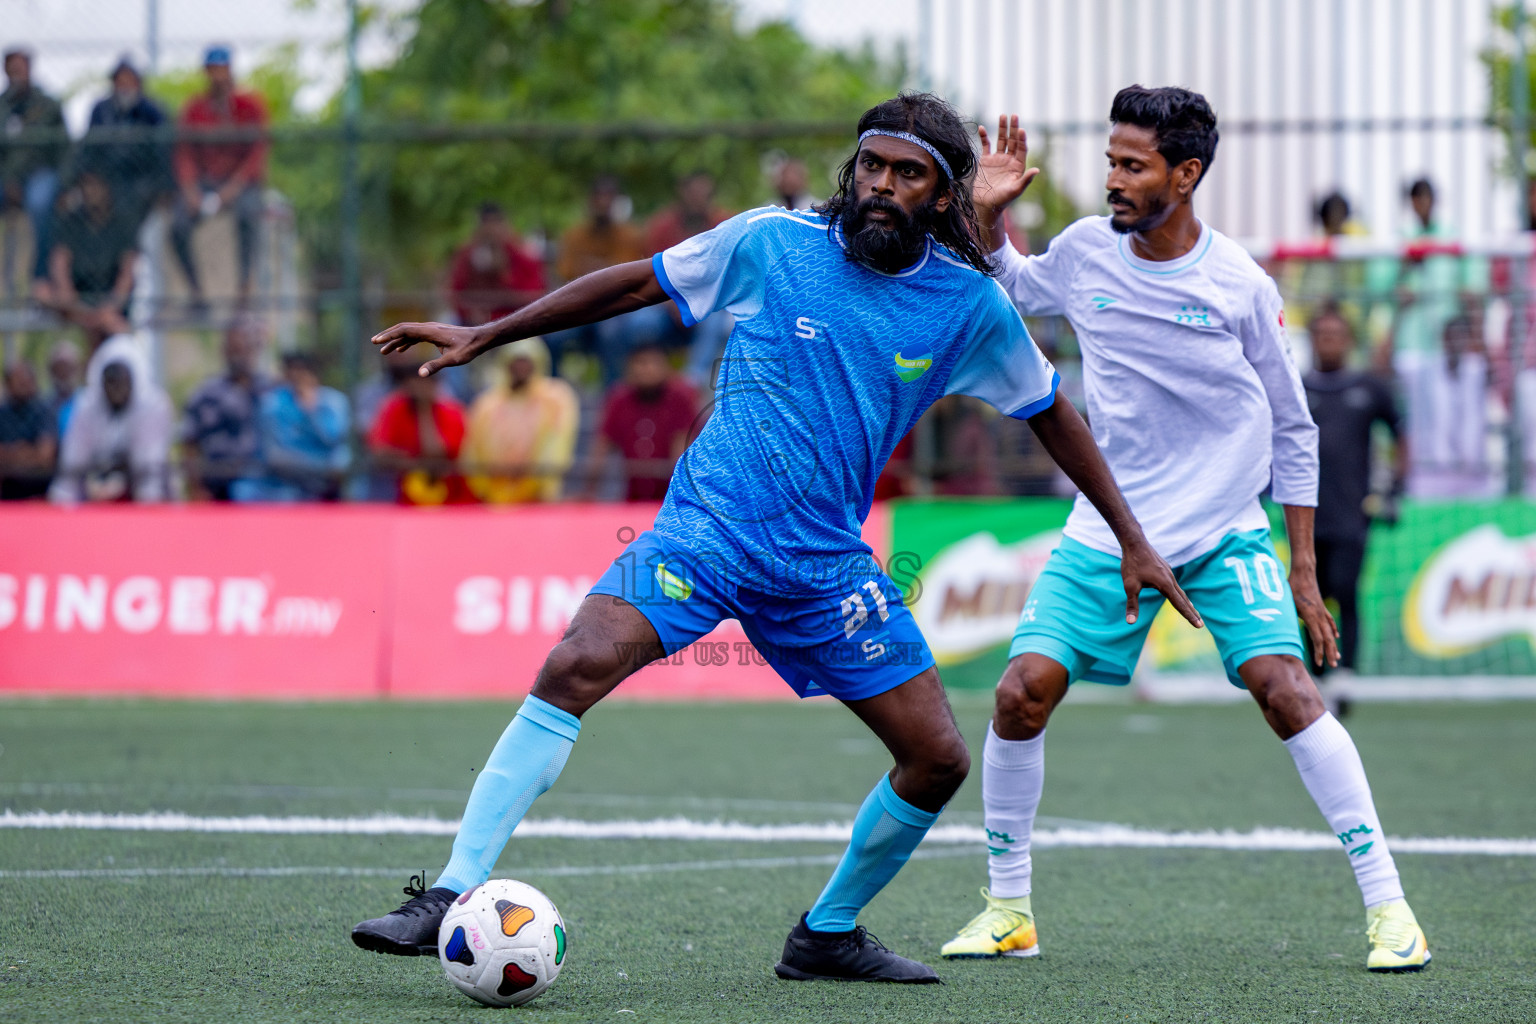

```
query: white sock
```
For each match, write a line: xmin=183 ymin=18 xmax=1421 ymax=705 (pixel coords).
xmin=1284 ymin=713 xmax=1404 ymax=907
xmin=982 ymin=722 xmax=1045 ymax=899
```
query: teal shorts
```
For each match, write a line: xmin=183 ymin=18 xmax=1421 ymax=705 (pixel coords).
xmin=1009 ymin=529 xmax=1305 ymax=688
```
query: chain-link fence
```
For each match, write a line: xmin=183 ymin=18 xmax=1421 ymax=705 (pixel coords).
xmin=2 ymin=0 xmax=1536 ymax=504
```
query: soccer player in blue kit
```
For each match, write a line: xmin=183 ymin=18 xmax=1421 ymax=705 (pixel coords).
xmin=352 ymin=93 xmax=1199 ymax=984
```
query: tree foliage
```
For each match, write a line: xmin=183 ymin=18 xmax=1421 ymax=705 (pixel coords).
xmin=290 ymin=0 xmax=906 ymax=291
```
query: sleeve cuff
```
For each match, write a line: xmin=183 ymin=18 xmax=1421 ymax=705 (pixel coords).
xmin=651 ymin=252 xmax=698 ymax=327
xmin=1009 ymin=370 xmax=1061 ymax=420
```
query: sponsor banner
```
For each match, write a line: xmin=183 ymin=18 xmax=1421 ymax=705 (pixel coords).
xmin=891 ymin=497 xmax=1536 ymax=689
xmin=0 ymin=506 xmax=388 ymax=698
xmin=386 ymin=506 xmax=786 ymax=700
xmin=1367 ymin=501 xmax=1536 ymax=676
xmin=0 ymin=503 xmax=892 ymax=700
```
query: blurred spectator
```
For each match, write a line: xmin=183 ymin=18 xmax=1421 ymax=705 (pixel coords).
xmin=1303 ymin=307 xmax=1404 ymax=677
xmin=1317 ymin=191 xmax=1364 ymax=238
xmin=646 ymin=172 xmax=735 ymax=387
xmin=180 ymin=317 xmax=271 ymax=500
xmin=1410 ymin=311 xmax=1491 ymax=497
xmin=646 ymin=172 xmax=729 ymax=253
xmin=45 ymin=339 xmax=81 ymax=437
xmin=872 ymin=433 xmax=916 ymax=501
xmin=583 ymin=343 xmax=697 ymax=501
xmin=1368 ymin=177 xmax=1487 ymax=433
xmin=81 ymin=56 xmax=171 ymax=227
xmin=352 ymin=349 xmax=415 ymax=501
xmin=367 ymin=356 xmax=473 ymax=505
xmin=550 ymin=177 xmax=647 ymax=379
xmin=0 ymin=359 xmax=57 ymax=500
xmin=463 ymin=337 xmax=578 ymax=503
xmin=929 ymin=396 xmax=1002 ymax=495
xmin=1275 ymin=190 xmax=1367 ymax=338
xmin=172 ymin=45 xmax=269 ymax=310
xmin=50 ymin=334 xmax=172 ymax=503
xmin=0 ymin=47 xmax=65 ymax=280
xmin=557 ymin=176 xmax=645 ymax=281
xmin=772 ymin=158 xmax=815 ymax=210
xmin=449 ymin=201 xmax=546 ymax=327
xmin=33 ymin=169 xmax=137 ymax=348
xmin=233 ymin=351 xmax=349 ymax=501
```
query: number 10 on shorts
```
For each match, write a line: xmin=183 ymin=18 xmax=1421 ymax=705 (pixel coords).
xmin=1224 ymin=553 xmax=1284 ymax=605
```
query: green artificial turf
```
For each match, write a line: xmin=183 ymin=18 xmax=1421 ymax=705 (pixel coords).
xmin=2 ymin=696 xmax=1533 ymax=1022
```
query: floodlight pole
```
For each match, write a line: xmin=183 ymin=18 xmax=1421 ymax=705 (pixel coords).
xmin=146 ymin=0 xmax=160 ymax=74
xmin=1512 ymin=0 xmax=1530 ymax=496
xmin=341 ymin=0 xmax=364 ymax=401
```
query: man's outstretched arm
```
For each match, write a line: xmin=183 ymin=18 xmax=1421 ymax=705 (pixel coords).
xmin=1027 ymin=391 xmax=1204 ymax=630
xmin=375 ymin=259 xmax=666 ymax=376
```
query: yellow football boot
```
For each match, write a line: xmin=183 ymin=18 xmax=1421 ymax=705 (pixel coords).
xmin=1366 ymin=899 xmax=1431 ymax=972
xmin=940 ymin=888 xmax=1039 ymax=959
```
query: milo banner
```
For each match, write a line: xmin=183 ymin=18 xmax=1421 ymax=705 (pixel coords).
xmin=892 ymin=497 xmax=1536 ymax=695
xmin=1366 ymin=501 xmax=1536 ymax=679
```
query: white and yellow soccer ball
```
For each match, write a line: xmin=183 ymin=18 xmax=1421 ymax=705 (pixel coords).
xmin=437 ymin=879 xmax=567 ymax=1007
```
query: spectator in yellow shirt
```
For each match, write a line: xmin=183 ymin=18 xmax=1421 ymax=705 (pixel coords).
xmin=463 ymin=336 xmax=578 ymax=503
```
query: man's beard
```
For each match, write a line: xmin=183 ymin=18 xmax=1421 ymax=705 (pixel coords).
xmin=1107 ymin=190 xmax=1171 ymax=235
xmin=839 ymin=195 xmax=934 ymax=273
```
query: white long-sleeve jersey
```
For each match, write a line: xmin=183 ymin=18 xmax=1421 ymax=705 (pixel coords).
xmin=995 ymin=215 xmax=1318 ymax=566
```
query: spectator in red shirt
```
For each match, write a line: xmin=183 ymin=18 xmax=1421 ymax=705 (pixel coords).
xmin=171 ymin=45 xmax=269 ymax=311
xmin=645 ymin=171 xmax=729 ymax=254
xmin=367 ymin=355 xmax=473 ymax=505
xmin=646 ymin=172 xmax=734 ymax=387
xmin=583 ymin=343 xmax=698 ymax=501
xmin=448 ymin=202 xmax=546 ymax=326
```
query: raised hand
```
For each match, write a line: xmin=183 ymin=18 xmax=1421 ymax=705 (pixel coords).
xmin=372 ymin=322 xmax=482 ymax=377
xmin=974 ymin=114 xmax=1040 ymax=215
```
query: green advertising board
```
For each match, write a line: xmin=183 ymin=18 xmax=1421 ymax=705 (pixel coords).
xmin=891 ymin=497 xmax=1536 ymax=689
xmin=1361 ymin=501 xmax=1536 ymax=677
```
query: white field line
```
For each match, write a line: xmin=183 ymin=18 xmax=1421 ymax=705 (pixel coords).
xmin=2 ymin=809 xmax=1534 ymax=856
xmin=0 ymin=849 xmax=980 ymax=882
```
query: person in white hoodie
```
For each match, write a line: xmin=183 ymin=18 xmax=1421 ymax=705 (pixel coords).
xmin=49 ymin=333 xmax=172 ymax=503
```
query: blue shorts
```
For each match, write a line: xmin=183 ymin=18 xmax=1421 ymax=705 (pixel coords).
xmin=590 ymin=530 xmax=935 ymax=701
xmin=1010 ymin=529 xmax=1306 ymax=688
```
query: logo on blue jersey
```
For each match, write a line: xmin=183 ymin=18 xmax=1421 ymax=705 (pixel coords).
xmin=893 ymin=346 xmax=933 ymax=383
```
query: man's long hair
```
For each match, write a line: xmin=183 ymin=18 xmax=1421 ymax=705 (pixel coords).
xmin=819 ymin=93 xmax=992 ymax=275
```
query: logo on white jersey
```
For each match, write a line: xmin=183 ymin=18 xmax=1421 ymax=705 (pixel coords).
xmin=1175 ymin=305 xmax=1212 ymax=327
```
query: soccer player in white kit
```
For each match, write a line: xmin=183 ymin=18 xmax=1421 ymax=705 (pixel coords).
xmin=940 ymin=86 xmax=1429 ymax=972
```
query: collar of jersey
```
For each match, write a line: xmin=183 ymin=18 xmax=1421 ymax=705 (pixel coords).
xmin=1116 ymin=218 xmax=1212 ymax=276
xmin=830 ymin=220 xmax=934 ymax=278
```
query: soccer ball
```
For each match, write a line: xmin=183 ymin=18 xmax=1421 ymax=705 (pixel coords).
xmin=437 ymin=879 xmax=567 ymax=1007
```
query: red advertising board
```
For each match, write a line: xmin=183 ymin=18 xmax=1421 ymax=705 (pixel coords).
xmin=0 ymin=503 xmax=890 ymax=700
xmin=0 ymin=505 xmax=389 ymax=698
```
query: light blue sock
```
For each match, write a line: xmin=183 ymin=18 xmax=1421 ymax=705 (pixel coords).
xmin=805 ymin=774 xmax=940 ymax=932
xmin=437 ymin=695 xmax=580 ymax=893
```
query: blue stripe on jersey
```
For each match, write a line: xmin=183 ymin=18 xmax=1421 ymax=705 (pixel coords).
xmin=1009 ymin=370 xmax=1061 ymax=419
xmin=650 ymin=252 xmax=698 ymax=327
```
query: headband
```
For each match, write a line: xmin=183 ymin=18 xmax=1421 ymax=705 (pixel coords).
xmin=857 ymin=129 xmax=954 ymax=180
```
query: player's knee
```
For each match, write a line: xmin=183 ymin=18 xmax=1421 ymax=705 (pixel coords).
xmin=994 ymin=665 xmax=1057 ymax=737
xmin=1242 ymin=655 xmax=1325 ymax=737
xmin=535 ymin=636 xmax=618 ymax=709
xmin=916 ymin=736 xmax=970 ymax=801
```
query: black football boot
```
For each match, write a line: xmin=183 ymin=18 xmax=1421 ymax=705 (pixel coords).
xmin=351 ymin=872 xmax=460 ymax=956
xmin=774 ymin=912 xmax=941 ymax=983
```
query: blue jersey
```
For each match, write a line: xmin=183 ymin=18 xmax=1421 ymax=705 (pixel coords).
xmin=652 ymin=207 xmax=1059 ymax=597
